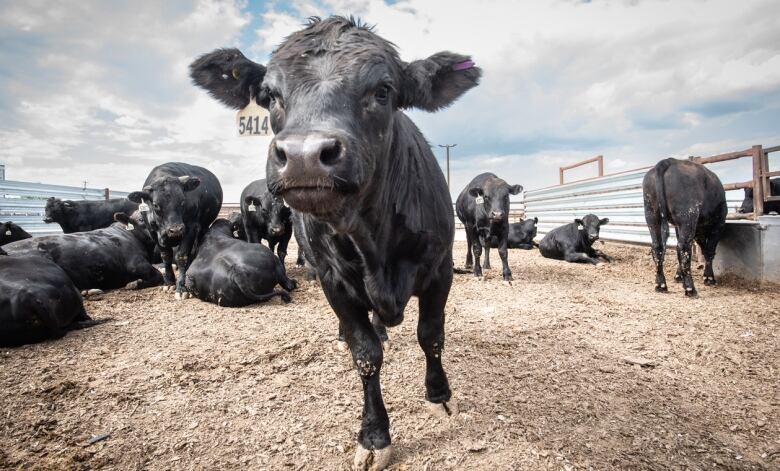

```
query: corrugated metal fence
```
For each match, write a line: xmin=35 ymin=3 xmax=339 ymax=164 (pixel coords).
xmin=522 ymin=168 xmax=746 ymax=246
xmin=0 ymin=180 xmax=129 ymax=236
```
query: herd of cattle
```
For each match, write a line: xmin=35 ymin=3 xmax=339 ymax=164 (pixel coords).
xmin=1 ymin=16 xmax=778 ymax=470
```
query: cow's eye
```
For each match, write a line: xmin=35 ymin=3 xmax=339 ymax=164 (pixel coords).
xmin=374 ymin=85 xmax=389 ymax=105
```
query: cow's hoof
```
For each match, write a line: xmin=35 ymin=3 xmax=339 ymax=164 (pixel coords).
xmin=502 ymin=280 xmax=512 ymax=286
xmin=81 ymin=289 xmax=104 ymax=297
xmin=703 ymin=277 xmax=716 ymax=286
xmin=174 ymin=291 xmax=190 ymax=300
xmin=353 ymin=443 xmax=392 ymax=471
xmin=160 ymin=285 xmax=174 ymax=293
xmin=126 ymin=280 xmax=142 ymax=290
xmin=655 ymin=284 xmax=668 ymax=293
xmin=595 ymin=262 xmax=605 ymax=268
xmin=335 ymin=340 xmax=348 ymax=352
xmin=476 ymin=276 xmax=484 ymax=282
xmin=684 ymin=288 xmax=698 ymax=298
xmin=426 ymin=397 xmax=459 ymax=418
xmin=381 ymin=340 xmax=390 ymax=351
xmin=464 ymin=263 xmax=472 ymax=270
xmin=674 ymin=275 xmax=683 ymax=283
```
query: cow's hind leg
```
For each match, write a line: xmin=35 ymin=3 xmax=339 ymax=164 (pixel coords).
xmin=699 ymin=222 xmax=725 ymax=286
xmin=418 ymin=264 xmax=457 ymax=418
xmin=464 ymin=225 xmax=474 ymax=269
xmin=472 ymin=235 xmax=484 ymax=279
xmin=675 ymin=223 xmax=697 ymax=297
xmin=646 ymin=212 xmax=669 ymax=292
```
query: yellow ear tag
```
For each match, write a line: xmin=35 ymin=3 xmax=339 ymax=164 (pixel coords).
xmin=237 ymin=97 xmax=272 ymax=137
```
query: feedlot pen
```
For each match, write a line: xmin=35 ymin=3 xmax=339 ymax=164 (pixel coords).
xmin=1 ymin=241 xmax=778 ymax=470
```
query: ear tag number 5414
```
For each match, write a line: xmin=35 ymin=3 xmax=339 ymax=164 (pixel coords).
xmin=237 ymin=99 xmax=273 ymax=137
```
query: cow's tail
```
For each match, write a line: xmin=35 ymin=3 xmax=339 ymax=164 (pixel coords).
xmin=655 ymin=158 xmax=674 ymax=221
xmin=232 ymin=265 xmax=292 ymax=304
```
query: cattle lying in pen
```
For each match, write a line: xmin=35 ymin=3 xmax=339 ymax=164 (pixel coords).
xmin=539 ymin=214 xmax=611 ymax=265
xmin=1 ymin=222 xmax=32 ymax=246
xmin=643 ymin=158 xmax=727 ymax=297
xmin=128 ymin=162 xmax=223 ymax=299
xmin=190 ymin=15 xmax=480 ymax=470
xmin=0 ymin=254 xmax=97 ymax=347
xmin=185 ymin=219 xmax=297 ymax=307
xmin=3 ymin=212 xmax=163 ymax=292
xmin=487 ymin=217 xmax=538 ymax=250
xmin=44 ymin=197 xmax=138 ymax=233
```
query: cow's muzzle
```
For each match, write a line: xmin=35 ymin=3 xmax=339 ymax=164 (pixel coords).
xmin=43 ymin=217 xmax=54 ymax=223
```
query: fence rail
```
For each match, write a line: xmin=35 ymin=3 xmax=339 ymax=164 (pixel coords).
xmin=0 ymin=180 xmax=129 ymax=236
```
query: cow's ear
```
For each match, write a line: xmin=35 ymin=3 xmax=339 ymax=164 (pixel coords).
xmin=113 ymin=212 xmax=130 ymax=225
xmin=599 ymin=217 xmax=610 ymax=225
xmin=190 ymin=48 xmax=267 ymax=110
xmin=574 ymin=218 xmax=583 ymax=226
xmin=508 ymin=184 xmax=523 ymax=195
xmin=63 ymin=201 xmax=75 ymax=210
xmin=400 ymin=52 xmax=482 ymax=112
xmin=179 ymin=176 xmax=201 ymax=192
xmin=533 ymin=217 xmax=538 ymax=224
xmin=128 ymin=191 xmax=151 ymax=204
xmin=468 ymin=187 xmax=484 ymax=198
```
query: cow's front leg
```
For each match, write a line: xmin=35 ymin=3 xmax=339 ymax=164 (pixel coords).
xmin=159 ymin=246 xmax=176 ymax=292
xmin=418 ymin=265 xmax=457 ymax=419
xmin=564 ymin=251 xmax=599 ymax=265
xmin=371 ymin=311 xmax=389 ymax=349
xmin=472 ymin=234 xmax=484 ymax=279
xmin=276 ymin=236 xmax=289 ymax=268
xmin=498 ymin=237 xmax=512 ymax=283
xmin=174 ymin=226 xmax=199 ymax=300
xmin=324 ymin=293 xmax=391 ymax=471
xmin=482 ymin=240 xmax=491 ymax=269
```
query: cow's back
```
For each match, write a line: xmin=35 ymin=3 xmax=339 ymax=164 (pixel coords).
xmin=646 ymin=159 xmax=726 ymax=227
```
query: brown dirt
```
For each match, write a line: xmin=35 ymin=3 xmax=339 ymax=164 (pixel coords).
xmin=1 ymin=241 xmax=778 ymax=470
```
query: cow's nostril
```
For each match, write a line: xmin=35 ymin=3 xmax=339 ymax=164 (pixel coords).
xmin=274 ymin=143 xmax=287 ymax=165
xmin=319 ymin=140 xmax=341 ymax=167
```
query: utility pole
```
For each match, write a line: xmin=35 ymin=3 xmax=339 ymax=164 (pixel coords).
xmin=438 ymin=144 xmax=456 ymax=191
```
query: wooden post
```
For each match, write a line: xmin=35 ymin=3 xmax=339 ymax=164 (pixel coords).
xmin=559 ymin=167 xmax=564 ymax=185
xmin=751 ymin=145 xmax=764 ymax=219
xmin=597 ymin=155 xmax=604 ymax=177
xmin=104 ymin=188 xmax=110 ymax=201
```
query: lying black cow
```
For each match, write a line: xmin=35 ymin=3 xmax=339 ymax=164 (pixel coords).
xmin=227 ymin=211 xmax=247 ymax=239
xmin=240 ymin=178 xmax=292 ymax=264
xmin=44 ymin=197 xmax=138 ymax=233
xmin=190 ymin=16 xmax=480 ymax=469
xmin=3 ymin=211 xmax=163 ymax=292
xmin=456 ymin=173 xmax=522 ymax=282
xmin=488 ymin=217 xmax=538 ymax=250
xmin=1 ymin=222 xmax=32 ymax=246
xmin=0 ymin=254 xmax=95 ymax=347
xmin=539 ymin=214 xmax=611 ymax=264
xmin=738 ymin=177 xmax=780 ymax=215
xmin=128 ymin=162 xmax=223 ymax=299
xmin=643 ymin=158 xmax=727 ymax=297
xmin=185 ymin=219 xmax=296 ymax=306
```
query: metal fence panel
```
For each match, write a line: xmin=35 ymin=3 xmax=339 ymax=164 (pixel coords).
xmin=0 ymin=180 xmax=129 ymax=236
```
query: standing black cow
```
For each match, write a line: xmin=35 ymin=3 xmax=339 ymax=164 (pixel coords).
xmin=1 ymin=222 xmax=32 ymax=246
xmin=43 ymin=197 xmax=138 ymax=233
xmin=539 ymin=214 xmax=611 ymax=264
xmin=3 ymin=211 xmax=163 ymax=292
xmin=738 ymin=177 xmax=780 ymax=215
xmin=190 ymin=16 xmax=480 ymax=469
xmin=643 ymin=158 xmax=727 ymax=297
xmin=185 ymin=219 xmax=297 ymax=306
xmin=488 ymin=217 xmax=538 ymax=250
xmin=240 ymin=178 xmax=292 ymax=265
xmin=0 ymin=254 xmax=96 ymax=347
xmin=456 ymin=173 xmax=522 ymax=282
xmin=128 ymin=162 xmax=223 ymax=299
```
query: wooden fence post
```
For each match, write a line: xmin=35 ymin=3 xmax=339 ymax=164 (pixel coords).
xmin=751 ymin=145 xmax=764 ymax=219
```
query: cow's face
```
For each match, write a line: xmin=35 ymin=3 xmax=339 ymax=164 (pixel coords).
xmin=190 ymin=16 xmax=481 ymax=220
xmin=575 ymin=214 xmax=609 ymax=244
xmin=114 ymin=211 xmax=156 ymax=250
xmin=43 ymin=197 xmax=74 ymax=224
xmin=1 ymin=222 xmax=30 ymax=244
xmin=469 ymin=180 xmax=523 ymax=223
xmin=521 ymin=217 xmax=538 ymax=239
xmin=263 ymin=195 xmax=291 ymax=237
xmin=127 ymin=176 xmax=200 ymax=248
xmin=738 ymin=187 xmax=754 ymax=214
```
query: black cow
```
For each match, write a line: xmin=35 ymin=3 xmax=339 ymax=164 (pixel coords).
xmin=185 ymin=219 xmax=297 ymax=306
xmin=128 ymin=162 xmax=223 ymax=299
xmin=292 ymin=210 xmax=318 ymax=280
xmin=539 ymin=214 xmax=611 ymax=264
xmin=190 ymin=16 xmax=480 ymax=469
xmin=43 ymin=197 xmax=138 ymax=233
xmin=488 ymin=217 xmax=538 ymax=250
xmin=738 ymin=178 xmax=780 ymax=215
xmin=456 ymin=173 xmax=522 ymax=282
xmin=227 ymin=211 xmax=247 ymax=239
xmin=3 ymin=211 xmax=163 ymax=292
xmin=643 ymin=158 xmax=727 ymax=297
xmin=240 ymin=178 xmax=292 ymax=264
xmin=1 ymin=222 xmax=32 ymax=246
xmin=0 ymin=254 xmax=95 ymax=347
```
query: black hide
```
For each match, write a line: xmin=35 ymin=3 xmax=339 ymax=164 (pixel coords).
xmin=240 ymin=178 xmax=292 ymax=265
xmin=44 ymin=197 xmax=139 ymax=233
xmin=539 ymin=214 xmax=611 ymax=264
xmin=738 ymin=177 xmax=780 ymax=214
xmin=1 ymin=222 xmax=32 ymax=246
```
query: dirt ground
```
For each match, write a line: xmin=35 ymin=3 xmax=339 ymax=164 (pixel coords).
xmin=1 ymin=240 xmax=778 ymax=470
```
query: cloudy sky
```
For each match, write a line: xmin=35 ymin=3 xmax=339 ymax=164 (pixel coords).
xmin=1 ymin=0 xmax=779 ymax=202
